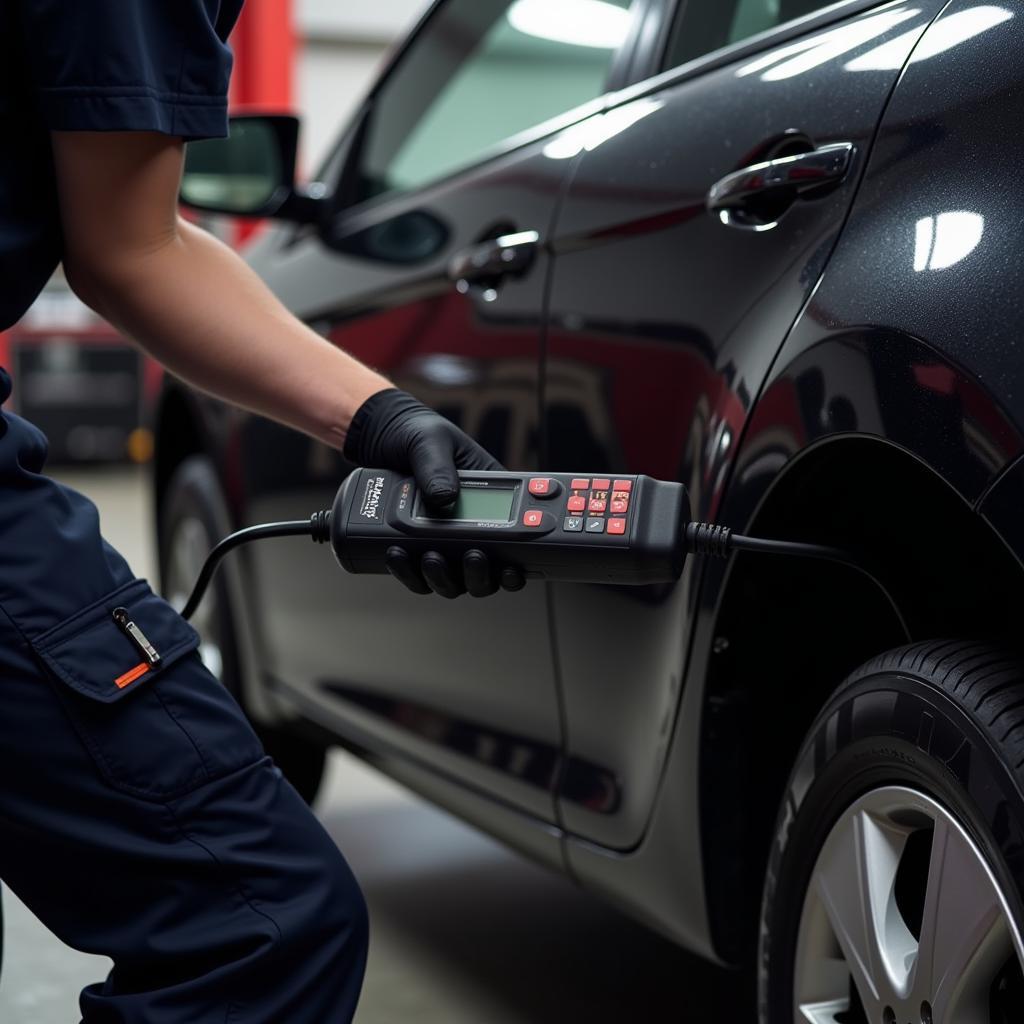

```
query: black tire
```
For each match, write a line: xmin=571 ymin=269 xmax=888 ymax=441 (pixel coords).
xmin=159 ymin=455 xmax=328 ymax=804
xmin=759 ymin=640 xmax=1024 ymax=1023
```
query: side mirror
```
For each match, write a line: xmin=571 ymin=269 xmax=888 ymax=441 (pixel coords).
xmin=180 ymin=114 xmax=324 ymax=222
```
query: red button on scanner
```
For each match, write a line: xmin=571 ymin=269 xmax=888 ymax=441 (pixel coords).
xmin=611 ymin=499 xmax=628 ymax=514
xmin=589 ymin=499 xmax=607 ymax=513
xmin=523 ymin=510 xmax=544 ymax=528
xmin=608 ymin=518 xmax=627 ymax=535
xmin=613 ymin=480 xmax=633 ymax=492
xmin=528 ymin=477 xmax=561 ymax=500
xmin=592 ymin=478 xmax=611 ymax=490
xmin=570 ymin=479 xmax=590 ymax=491
xmin=567 ymin=496 xmax=586 ymax=513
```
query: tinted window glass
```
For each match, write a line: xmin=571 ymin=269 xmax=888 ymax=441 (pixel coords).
xmin=354 ymin=0 xmax=636 ymax=203
xmin=665 ymin=0 xmax=839 ymax=68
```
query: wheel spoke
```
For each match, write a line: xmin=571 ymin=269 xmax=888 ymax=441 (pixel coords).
xmin=812 ymin=809 xmax=899 ymax=1015
xmin=798 ymin=997 xmax=848 ymax=1023
xmin=915 ymin=815 xmax=1013 ymax=1018
xmin=790 ymin=787 xmax=1023 ymax=1024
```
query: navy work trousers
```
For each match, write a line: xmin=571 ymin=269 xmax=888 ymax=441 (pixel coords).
xmin=0 ymin=407 xmax=368 ymax=1022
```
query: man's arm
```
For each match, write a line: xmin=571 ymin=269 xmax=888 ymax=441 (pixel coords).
xmin=52 ymin=129 xmax=523 ymax=596
xmin=52 ymin=130 xmax=389 ymax=450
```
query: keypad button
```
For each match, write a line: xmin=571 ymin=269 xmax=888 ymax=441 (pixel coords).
xmin=563 ymin=517 xmax=584 ymax=532
xmin=614 ymin=480 xmax=633 ymax=492
xmin=523 ymin=510 xmax=544 ymax=528
xmin=567 ymin=496 xmax=586 ymax=513
xmin=592 ymin=478 xmax=611 ymax=490
xmin=570 ymin=479 xmax=590 ymax=491
xmin=607 ymin=518 xmax=627 ymax=535
xmin=589 ymin=499 xmax=607 ymax=513
xmin=528 ymin=477 xmax=561 ymax=499
xmin=611 ymin=499 xmax=628 ymax=514
xmin=585 ymin=518 xmax=606 ymax=534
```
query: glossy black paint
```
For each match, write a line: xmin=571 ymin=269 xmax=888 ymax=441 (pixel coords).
xmin=155 ymin=0 xmax=1024 ymax=966
xmin=541 ymin=0 xmax=943 ymax=851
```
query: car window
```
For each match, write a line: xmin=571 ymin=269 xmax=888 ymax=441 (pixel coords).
xmin=352 ymin=0 xmax=638 ymax=205
xmin=664 ymin=0 xmax=842 ymax=68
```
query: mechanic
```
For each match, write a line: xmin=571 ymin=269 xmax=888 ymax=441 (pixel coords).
xmin=0 ymin=2 xmax=519 ymax=1021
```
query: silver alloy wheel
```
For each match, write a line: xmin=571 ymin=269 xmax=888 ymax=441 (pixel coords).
xmin=793 ymin=786 xmax=1024 ymax=1023
xmin=165 ymin=515 xmax=224 ymax=682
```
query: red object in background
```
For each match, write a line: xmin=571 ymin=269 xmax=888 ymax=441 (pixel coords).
xmin=228 ymin=0 xmax=295 ymax=247
xmin=6 ymin=284 xmax=154 ymax=463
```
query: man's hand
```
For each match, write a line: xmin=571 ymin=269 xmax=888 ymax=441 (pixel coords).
xmin=344 ymin=389 xmax=526 ymax=598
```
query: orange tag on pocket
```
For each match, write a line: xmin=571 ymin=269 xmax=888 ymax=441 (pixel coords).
xmin=115 ymin=663 xmax=151 ymax=689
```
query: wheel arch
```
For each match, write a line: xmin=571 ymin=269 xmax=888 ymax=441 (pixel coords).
xmin=700 ymin=433 xmax=1024 ymax=963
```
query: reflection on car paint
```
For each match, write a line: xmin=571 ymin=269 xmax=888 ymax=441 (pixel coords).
xmin=743 ymin=329 xmax=1023 ymax=506
xmin=846 ymin=3 xmax=1014 ymax=71
xmin=735 ymin=6 xmax=923 ymax=81
xmin=912 ymin=211 xmax=984 ymax=272
xmin=320 ymin=679 xmax=622 ymax=814
xmin=542 ymin=99 xmax=664 ymax=161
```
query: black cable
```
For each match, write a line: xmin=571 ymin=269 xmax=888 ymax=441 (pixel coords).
xmin=685 ymin=521 xmax=909 ymax=637
xmin=180 ymin=513 xmax=331 ymax=622
xmin=686 ymin=522 xmax=854 ymax=568
xmin=180 ymin=512 xmax=906 ymax=638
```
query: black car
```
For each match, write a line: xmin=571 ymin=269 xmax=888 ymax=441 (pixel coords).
xmin=158 ymin=0 xmax=1024 ymax=1018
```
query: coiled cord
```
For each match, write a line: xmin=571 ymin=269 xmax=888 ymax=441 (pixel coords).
xmin=309 ymin=510 xmax=332 ymax=544
xmin=685 ymin=522 xmax=733 ymax=559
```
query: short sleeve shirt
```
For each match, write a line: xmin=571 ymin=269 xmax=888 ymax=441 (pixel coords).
xmin=0 ymin=0 xmax=245 ymax=404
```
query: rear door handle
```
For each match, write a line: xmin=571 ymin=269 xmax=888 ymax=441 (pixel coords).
xmin=707 ymin=142 xmax=855 ymax=229
xmin=448 ymin=230 xmax=540 ymax=292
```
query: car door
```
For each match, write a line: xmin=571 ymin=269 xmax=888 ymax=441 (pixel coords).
xmin=541 ymin=0 xmax=948 ymax=846
xmin=241 ymin=0 xmax=646 ymax=822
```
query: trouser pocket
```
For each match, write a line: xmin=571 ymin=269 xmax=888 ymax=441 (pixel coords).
xmin=31 ymin=578 xmax=264 ymax=801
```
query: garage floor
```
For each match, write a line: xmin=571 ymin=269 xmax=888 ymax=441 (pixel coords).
xmin=0 ymin=466 xmax=742 ymax=1022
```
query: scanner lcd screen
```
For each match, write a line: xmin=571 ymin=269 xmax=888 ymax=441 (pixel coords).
xmin=427 ymin=487 xmax=514 ymax=522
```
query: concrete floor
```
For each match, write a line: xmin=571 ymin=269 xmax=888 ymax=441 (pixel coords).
xmin=0 ymin=465 xmax=742 ymax=1022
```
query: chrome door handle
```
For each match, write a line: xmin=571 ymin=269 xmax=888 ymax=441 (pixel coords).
xmin=447 ymin=230 xmax=540 ymax=291
xmin=707 ymin=142 xmax=855 ymax=229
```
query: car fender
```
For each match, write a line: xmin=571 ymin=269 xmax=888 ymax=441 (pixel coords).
xmin=567 ymin=2 xmax=1024 ymax=959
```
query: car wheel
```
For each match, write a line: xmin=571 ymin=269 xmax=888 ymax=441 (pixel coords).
xmin=759 ymin=640 xmax=1024 ymax=1024
xmin=159 ymin=455 xmax=327 ymax=804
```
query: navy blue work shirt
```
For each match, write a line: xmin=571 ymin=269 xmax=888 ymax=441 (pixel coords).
xmin=0 ymin=0 xmax=245 ymax=406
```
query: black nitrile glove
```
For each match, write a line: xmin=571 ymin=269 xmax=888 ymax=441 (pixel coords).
xmin=344 ymin=388 xmax=526 ymax=598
